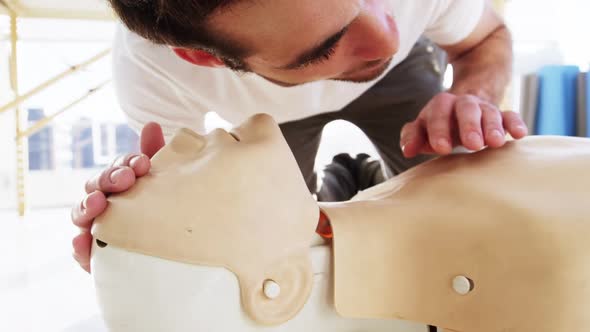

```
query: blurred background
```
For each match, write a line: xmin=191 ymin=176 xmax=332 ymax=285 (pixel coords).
xmin=0 ymin=0 xmax=589 ymax=331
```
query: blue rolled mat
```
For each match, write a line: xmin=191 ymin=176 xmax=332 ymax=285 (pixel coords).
xmin=535 ymin=65 xmax=579 ymax=136
xmin=520 ymin=73 xmax=539 ymax=134
xmin=577 ymin=72 xmax=588 ymax=137
xmin=586 ymin=71 xmax=590 ymax=137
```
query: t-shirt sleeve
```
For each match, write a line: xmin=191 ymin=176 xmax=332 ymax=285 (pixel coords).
xmin=113 ymin=26 xmax=207 ymax=143
xmin=115 ymin=76 xmax=207 ymax=143
xmin=423 ymin=0 xmax=486 ymax=46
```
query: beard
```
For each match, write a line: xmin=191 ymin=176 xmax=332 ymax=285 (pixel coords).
xmin=255 ymin=57 xmax=394 ymax=87
xmin=333 ymin=57 xmax=393 ymax=83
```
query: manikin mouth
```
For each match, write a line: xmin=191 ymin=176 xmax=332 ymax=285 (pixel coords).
xmin=316 ymin=210 xmax=333 ymax=239
xmin=229 ymin=132 xmax=241 ymax=142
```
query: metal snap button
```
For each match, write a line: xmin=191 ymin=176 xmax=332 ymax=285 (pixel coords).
xmin=452 ymin=275 xmax=474 ymax=295
xmin=263 ymin=279 xmax=281 ymax=299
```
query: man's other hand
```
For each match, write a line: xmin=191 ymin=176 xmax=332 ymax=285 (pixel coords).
xmin=400 ymin=93 xmax=528 ymax=158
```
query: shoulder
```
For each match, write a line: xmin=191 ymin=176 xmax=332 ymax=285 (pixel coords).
xmin=389 ymin=0 xmax=485 ymax=31
xmin=389 ymin=0 xmax=485 ymax=45
xmin=112 ymin=24 xmax=210 ymax=134
xmin=112 ymin=23 xmax=184 ymax=85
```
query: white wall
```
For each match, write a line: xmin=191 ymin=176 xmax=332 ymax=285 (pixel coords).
xmin=1 ymin=16 xmax=17 ymax=211
xmin=0 ymin=18 xmax=117 ymax=211
xmin=0 ymin=169 xmax=99 ymax=210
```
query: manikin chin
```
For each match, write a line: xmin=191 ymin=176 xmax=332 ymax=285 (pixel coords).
xmin=91 ymin=113 xmax=590 ymax=332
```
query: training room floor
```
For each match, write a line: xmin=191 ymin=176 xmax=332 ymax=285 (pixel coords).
xmin=0 ymin=208 xmax=107 ymax=332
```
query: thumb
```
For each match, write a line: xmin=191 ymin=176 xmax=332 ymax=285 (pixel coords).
xmin=140 ymin=122 xmax=165 ymax=158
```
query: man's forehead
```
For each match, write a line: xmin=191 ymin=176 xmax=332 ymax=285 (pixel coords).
xmin=207 ymin=0 xmax=359 ymax=63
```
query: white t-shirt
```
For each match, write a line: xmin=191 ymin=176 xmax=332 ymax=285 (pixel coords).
xmin=113 ymin=0 xmax=485 ymax=138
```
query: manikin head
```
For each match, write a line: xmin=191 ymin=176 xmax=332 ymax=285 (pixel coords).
xmin=108 ymin=0 xmax=399 ymax=85
xmin=91 ymin=114 xmax=420 ymax=331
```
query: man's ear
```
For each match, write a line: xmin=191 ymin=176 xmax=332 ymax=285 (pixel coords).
xmin=171 ymin=47 xmax=226 ymax=68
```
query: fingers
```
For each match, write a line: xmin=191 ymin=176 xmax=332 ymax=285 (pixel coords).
xmin=502 ymin=111 xmax=528 ymax=139
xmin=401 ymin=121 xmax=432 ymax=158
xmin=425 ymin=93 xmax=456 ymax=155
xmin=72 ymin=231 xmax=93 ymax=273
xmin=111 ymin=153 xmax=151 ymax=177
xmin=481 ymin=103 xmax=506 ymax=148
xmin=71 ymin=190 xmax=107 ymax=230
xmin=72 ymin=192 xmax=103 ymax=274
xmin=455 ymin=96 xmax=484 ymax=151
xmin=72 ymin=193 xmax=99 ymax=274
xmin=85 ymin=150 xmax=151 ymax=194
xmin=141 ymin=122 xmax=165 ymax=158
xmin=84 ymin=166 xmax=137 ymax=194
xmin=401 ymin=93 xmax=530 ymax=159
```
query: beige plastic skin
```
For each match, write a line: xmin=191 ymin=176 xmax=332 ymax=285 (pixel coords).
xmin=94 ymin=112 xmax=590 ymax=330
xmin=92 ymin=114 xmax=320 ymax=325
xmin=321 ymin=135 xmax=590 ymax=332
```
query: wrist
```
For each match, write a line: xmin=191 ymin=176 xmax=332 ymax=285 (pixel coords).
xmin=449 ymin=86 xmax=498 ymax=105
xmin=449 ymin=74 xmax=508 ymax=106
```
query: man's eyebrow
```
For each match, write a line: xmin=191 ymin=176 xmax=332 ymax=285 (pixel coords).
xmin=279 ymin=24 xmax=351 ymax=70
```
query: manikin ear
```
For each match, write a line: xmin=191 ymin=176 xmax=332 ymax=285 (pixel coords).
xmin=171 ymin=47 xmax=226 ymax=68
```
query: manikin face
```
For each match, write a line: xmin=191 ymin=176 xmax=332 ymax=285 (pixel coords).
xmin=91 ymin=114 xmax=422 ymax=331
xmin=208 ymin=0 xmax=399 ymax=85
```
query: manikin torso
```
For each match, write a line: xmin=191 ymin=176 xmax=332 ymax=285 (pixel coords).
xmin=92 ymin=114 xmax=590 ymax=332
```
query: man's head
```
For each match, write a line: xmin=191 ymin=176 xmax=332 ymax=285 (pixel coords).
xmin=110 ymin=0 xmax=400 ymax=85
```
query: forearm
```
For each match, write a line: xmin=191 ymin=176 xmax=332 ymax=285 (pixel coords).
xmin=449 ymin=25 xmax=513 ymax=105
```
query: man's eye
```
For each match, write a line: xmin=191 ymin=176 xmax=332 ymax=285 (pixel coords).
xmin=299 ymin=46 xmax=337 ymax=69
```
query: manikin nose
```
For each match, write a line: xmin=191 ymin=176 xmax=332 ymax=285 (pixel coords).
xmin=231 ymin=113 xmax=281 ymax=142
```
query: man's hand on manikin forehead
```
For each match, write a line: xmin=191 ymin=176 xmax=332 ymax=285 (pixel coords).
xmin=72 ymin=122 xmax=165 ymax=273
xmin=400 ymin=93 xmax=528 ymax=158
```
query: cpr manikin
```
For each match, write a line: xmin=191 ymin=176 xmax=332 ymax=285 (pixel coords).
xmin=91 ymin=114 xmax=590 ymax=332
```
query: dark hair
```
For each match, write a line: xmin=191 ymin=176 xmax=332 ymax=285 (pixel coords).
xmin=108 ymin=0 xmax=249 ymax=70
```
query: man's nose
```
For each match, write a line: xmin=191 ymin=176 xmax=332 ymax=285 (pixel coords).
xmin=350 ymin=12 xmax=398 ymax=62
